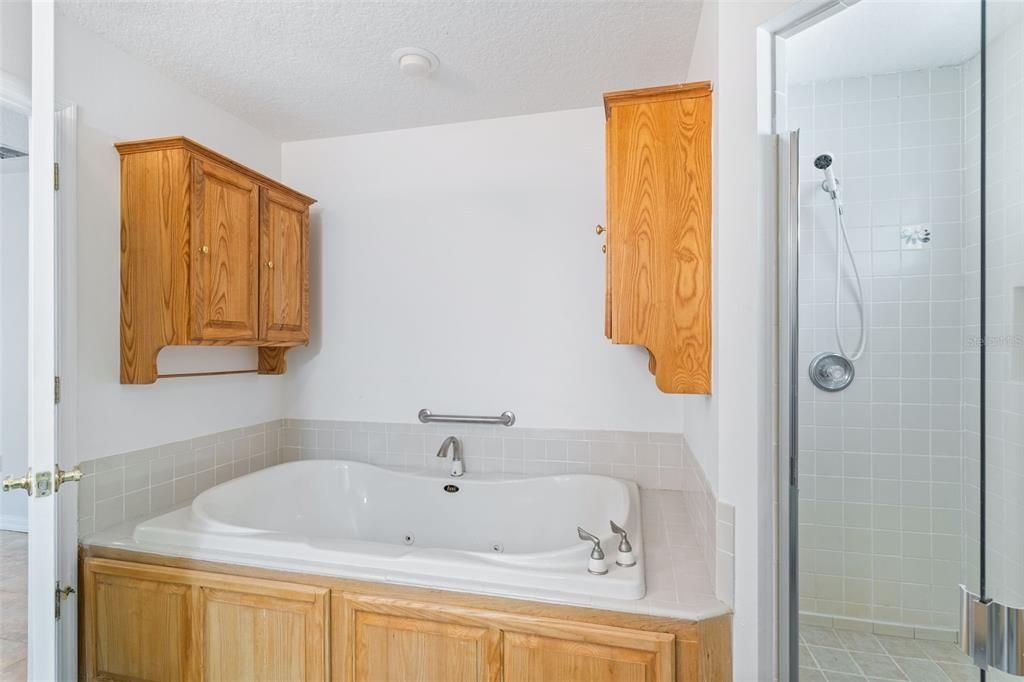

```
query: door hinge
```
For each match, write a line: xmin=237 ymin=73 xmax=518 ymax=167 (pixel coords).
xmin=55 ymin=582 xmax=75 ymax=620
xmin=960 ymin=585 xmax=1024 ymax=675
xmin=53 ymin=162 xmax=60 ymax=191
xmin=54 ymin=375 xmax=61 ymax=404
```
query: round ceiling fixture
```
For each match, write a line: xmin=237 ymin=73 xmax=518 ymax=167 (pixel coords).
xmin=391 ymin=47 xmax=439 ymax=77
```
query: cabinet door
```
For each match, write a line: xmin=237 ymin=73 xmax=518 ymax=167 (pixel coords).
xmin=83 ymin=559 xmax=198 ymax=682
xmin=503 ymin=622 xmax=674 ymax=682
xmin=191 ymin=156 xmax=260 ymax=341
xmin=259 ymin=187 xmax=310 ymax=343
xmin=605 ymin=85 xmax=712 ymax=394
xmin=335 ymin=592 xmax=501 ymax=682
xmin=198 ymin=578 xmax=329 ymax=681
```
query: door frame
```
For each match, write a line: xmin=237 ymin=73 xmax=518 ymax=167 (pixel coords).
xmin=1 ymin=57 xmax=79 ymax=682
xmin=764 ymin=2 xmax=867 ymax=680
xmin=55 ymin=99 xmax=79 ymax=682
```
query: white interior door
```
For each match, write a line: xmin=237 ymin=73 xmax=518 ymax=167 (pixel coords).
xmin=26 ymin=1 xmax=57 ymax=678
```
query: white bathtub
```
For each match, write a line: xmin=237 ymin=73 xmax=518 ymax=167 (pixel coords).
xmin=133 ymin=460 xmax=646 ymax=600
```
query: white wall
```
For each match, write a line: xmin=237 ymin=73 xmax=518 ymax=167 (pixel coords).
xmin=684 ymin=1 xmax=804 ymax=679
xmin=281 ymin=108 xmax=686 ymax=433
xmin=0 ymin=10 xmax=292 ymax=461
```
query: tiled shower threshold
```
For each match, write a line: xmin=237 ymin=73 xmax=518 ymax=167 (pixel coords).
xmin=801 ymin=612 xmax=957 ymax=643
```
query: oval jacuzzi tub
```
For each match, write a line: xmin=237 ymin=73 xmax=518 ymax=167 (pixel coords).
xmin=132 ymin=460 xmax=645 ymax=601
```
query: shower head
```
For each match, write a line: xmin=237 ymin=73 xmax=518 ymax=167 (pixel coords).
xmin=815 ymin=152 xmax=839 ymax=198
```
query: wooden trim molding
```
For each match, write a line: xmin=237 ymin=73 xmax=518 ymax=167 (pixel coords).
xmin=603 ymin=81 xmax=713 ymax=118
xmin=114 ymin=136 xmax=316 ymax=205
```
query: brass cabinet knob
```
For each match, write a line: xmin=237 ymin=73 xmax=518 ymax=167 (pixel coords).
xmin=200 ymin=245 xmax=209 ymax=255
xmin=602 ymin=244 xmax=607 ymax=254
xmin=266 ymin=260 xmax=274 ymax=269
xmin=596 ymin=225 xmax=606 ymax=235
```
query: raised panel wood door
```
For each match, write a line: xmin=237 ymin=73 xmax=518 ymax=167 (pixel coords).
xmin=502 ymin=625 xmax=675 ymax=682
xmin=260 ymin=187 xmax=309 ymax=343
xmin=605 ymin=83 xmax=712 ymax=394
xmin=191 ymin=156 xmax=259 ymax=342
xmin=335 ymin=592 xmax=501 ymax=682
xmin=83 ymin=560 xmax=198 ymax=682
xmin=197 ymin=578 xmax=329 ymax=681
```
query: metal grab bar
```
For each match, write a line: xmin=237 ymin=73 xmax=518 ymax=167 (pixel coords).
xmin=417 ymin=409 xmax=516 ymax=427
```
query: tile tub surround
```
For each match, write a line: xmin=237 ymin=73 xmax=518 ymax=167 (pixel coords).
xmin=78 ymin=421 xmax=283 ymax=536
xmin=78 ymin=419 xmax=703 ymax=532
xmin=76 ymin=418 xmax=735 ymax=607
xmin=276 ymin=419 xmax=698 ymax=491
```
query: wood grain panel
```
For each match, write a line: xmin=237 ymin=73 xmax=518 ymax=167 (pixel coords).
xmin=191 ymin=157 xmax=260 ymax=342
xmin=199 ymin=584 xmax=329 ymax=681
xmin=82 ymin=550 xmax=731 ymax=682
xmin=83 ymin=559 xmax=197 ymax=682
xmin=260 ymin=186 xmax=310 ymax=343
xmin=336 ymin=592 xmax=501 ymax=682
xmin=116 ymin=136 xmax=315 ymax=204
xmin=119 ymin=149 xmax=193 ymax=384
xmin=504 ymin=631 xmax=666 ymax=682
xmin=605 ymin=82 xmax=712 ymax=394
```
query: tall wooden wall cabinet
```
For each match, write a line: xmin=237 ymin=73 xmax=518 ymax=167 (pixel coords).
xmin=116 ymin=137 xmax=316 ymax=384
xmin=602 ymin=82 xmax=713 ymax=394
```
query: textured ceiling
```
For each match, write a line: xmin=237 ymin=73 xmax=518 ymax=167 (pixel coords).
xmin=58 ymin=0 xmax=705 ymax=141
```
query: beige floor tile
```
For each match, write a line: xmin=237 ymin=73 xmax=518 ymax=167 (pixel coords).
xmin=801 ymin=668 xmax=828 ymax=681
xmin=937 ymin=662 xmax=976 ymax=682
xmin=0 ymin=656 xmax=24 ymax=682
xmin=892 ymin=657 xmax=948 ymax=682
xmin=810 ymin=646 xmax=861 ymax=674
xmin=837 ymin=629 xmax=886 ymax=654
xmin=917 ymin=639 xmax=970 ymax=664
xmin=848 ymin=651 xmax=907 ymax=680
xmin=804 ymin=626 xmax=846 ymax=648
xmin=876 ymin=635 xmax=927 ymax=659
xmin=824 ymin=673 xmax=868 ymax=682
xmin=0 ymin=639 xmax=23 ymax=668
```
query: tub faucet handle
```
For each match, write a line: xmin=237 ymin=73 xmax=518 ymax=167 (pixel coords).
xmin=577 ymin=527 xmax=608 ymax=575
xmin=610 ymin=520 xmax=636 ymax=567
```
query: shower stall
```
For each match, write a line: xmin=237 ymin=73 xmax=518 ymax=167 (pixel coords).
xmin=778 ymin=0 xmax=1024 ymax=679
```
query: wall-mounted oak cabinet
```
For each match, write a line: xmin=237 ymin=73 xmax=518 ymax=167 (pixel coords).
xmin=116 ymin=137 xmax=315 ymax=384
xmin=602 ymin=82 xmax=713 ymax=394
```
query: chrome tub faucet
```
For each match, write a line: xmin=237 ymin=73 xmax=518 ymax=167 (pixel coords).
xmin=436 ymin=436 xmax=464 ymax=477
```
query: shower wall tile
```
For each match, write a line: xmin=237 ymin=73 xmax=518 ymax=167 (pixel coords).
xmin=790 ymin=63 xmax=970 ymax=633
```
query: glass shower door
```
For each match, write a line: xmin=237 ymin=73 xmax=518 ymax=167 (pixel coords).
xmin=976 ymin=0 xmax=1024 ymax=678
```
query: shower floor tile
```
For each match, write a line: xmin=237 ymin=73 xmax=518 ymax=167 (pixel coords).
xmin=799 ymin=626 xmax=974 ymax=682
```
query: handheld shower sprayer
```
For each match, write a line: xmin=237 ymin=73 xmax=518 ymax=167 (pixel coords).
xmin=814 ymin=153 xmax=840 ymax=200
xmin=814 ymin=152 xmax=867 ymax=366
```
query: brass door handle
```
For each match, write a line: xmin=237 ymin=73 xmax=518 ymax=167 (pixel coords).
xmin=55 ymin=466 xmax=82 ymax=492
xmin=266 ymin=260 xmax=274 ymax=269
xmin=602 ymin=244 xmax=607 ymax=254
xmin=595 ymin=225 xmax=606 ymax=235
xmin=2 ymin=473 xmax=31 ymax=495
xmin=199 ymin=245 xmax=210 ymax=255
